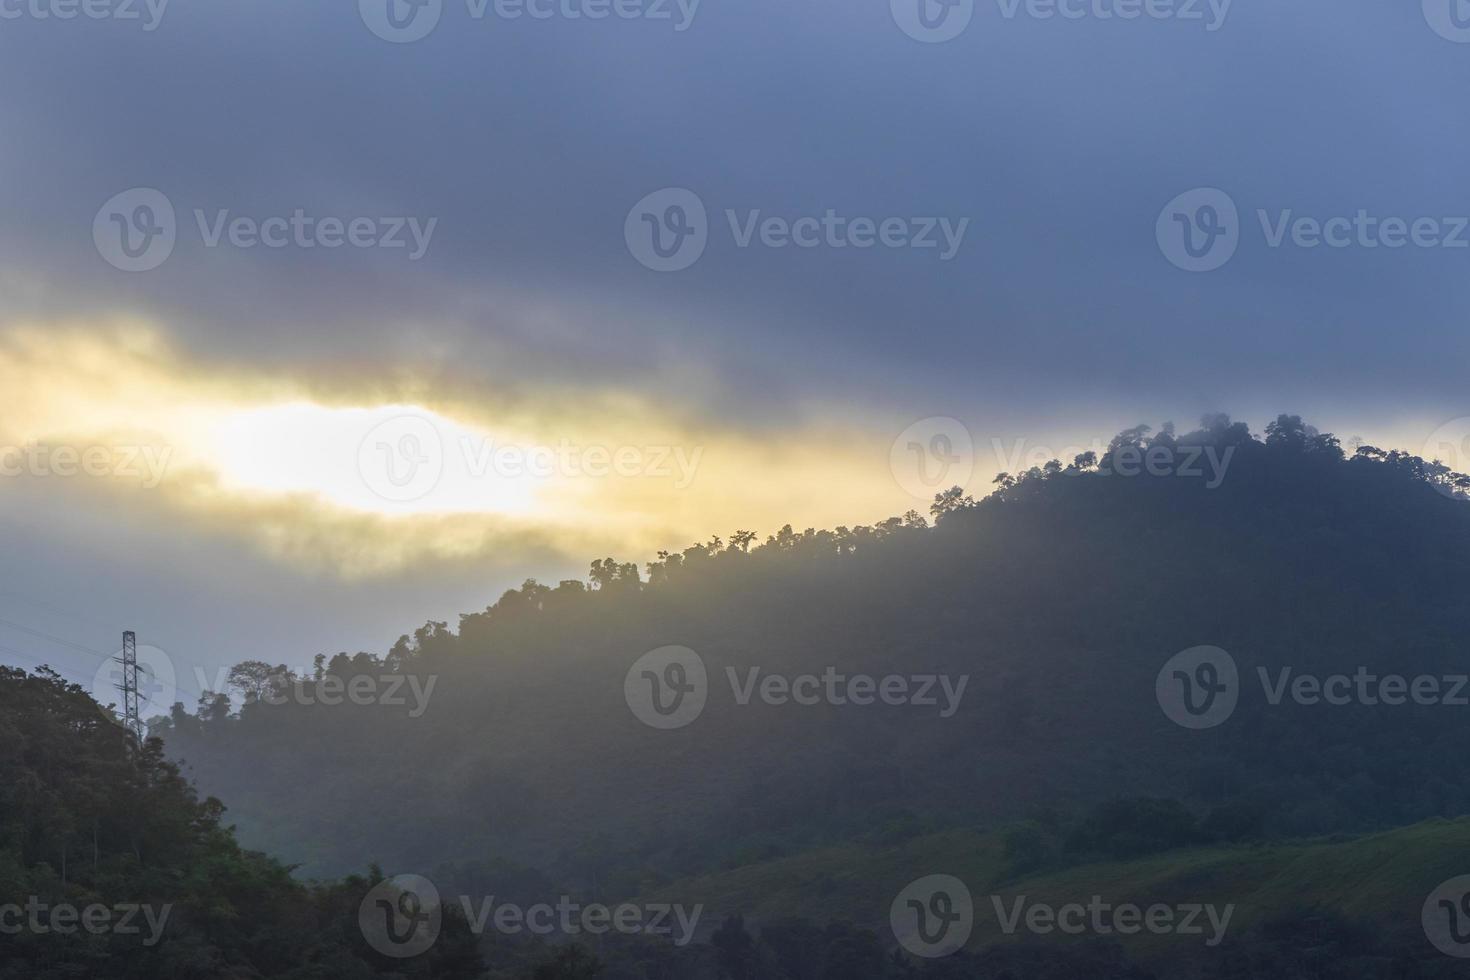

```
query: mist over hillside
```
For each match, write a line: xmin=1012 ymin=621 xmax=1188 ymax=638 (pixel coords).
xmin=157 ymin=414 xmax=1470 ymax=891
xmin=11 ymin=412 xmax=1470 ymax=977
xmin=12 ymin=0 xmax=1470 ymax=973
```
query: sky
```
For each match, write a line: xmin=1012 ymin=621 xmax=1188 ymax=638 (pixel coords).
xmin=1 ymin=0 xmax=1468 ymax=707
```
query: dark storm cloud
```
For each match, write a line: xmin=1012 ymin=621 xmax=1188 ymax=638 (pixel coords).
xmin=0 ymin=0 xmax=1464 ymax=426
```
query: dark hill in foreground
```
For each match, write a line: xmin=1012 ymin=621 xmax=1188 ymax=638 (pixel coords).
xmin=0 ymin=667 xmax=484 ymax=979
xmin=11 ymin=662 xmax=1467 ymax=978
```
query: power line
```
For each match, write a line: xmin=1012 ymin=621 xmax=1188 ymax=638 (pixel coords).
xmin=0 ymin=628 xmax=210 ymax=707
xmin=0 ymin=614 xmax=109 ymax=658
xmin=0 ymin=588 xmax=121 ymax=635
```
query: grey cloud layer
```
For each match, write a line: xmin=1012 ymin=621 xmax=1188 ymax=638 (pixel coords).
xmin=0 ymin=0 xmax=1464 ymax=680
xmin=0 ymin=0 xmax=1464 ymax=422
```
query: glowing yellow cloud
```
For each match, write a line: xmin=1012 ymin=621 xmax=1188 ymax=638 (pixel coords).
xmin=0 ymin=319 xmax=921 ymax=578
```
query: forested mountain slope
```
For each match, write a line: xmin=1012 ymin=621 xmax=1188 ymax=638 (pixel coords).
xmin=0 ymin=667 xmax=484 ymax=979
xmin=158 ymin=415 xmax=1470 ymax=896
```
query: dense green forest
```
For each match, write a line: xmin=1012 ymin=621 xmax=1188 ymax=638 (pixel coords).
xmin=12 ymin=413 xmax=1470 ymax=976
xmin=157 ymin=414 xmax=1470 ymax=882
xmin=0 ymin=666 xmax=486 ymax=978
xmin=9 ymin=650 xmax=1470 ymax=976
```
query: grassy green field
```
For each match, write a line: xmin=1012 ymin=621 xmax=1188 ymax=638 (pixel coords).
xmin=644 ymin=817 xmax=1470 ymax=966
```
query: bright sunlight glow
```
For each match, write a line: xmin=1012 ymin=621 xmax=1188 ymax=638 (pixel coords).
xmin=210 ymin=403 xmax=545 ymax=517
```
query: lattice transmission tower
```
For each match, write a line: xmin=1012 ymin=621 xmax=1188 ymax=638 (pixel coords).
xmin=116 ymin=630 xmax=144 ymax=743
